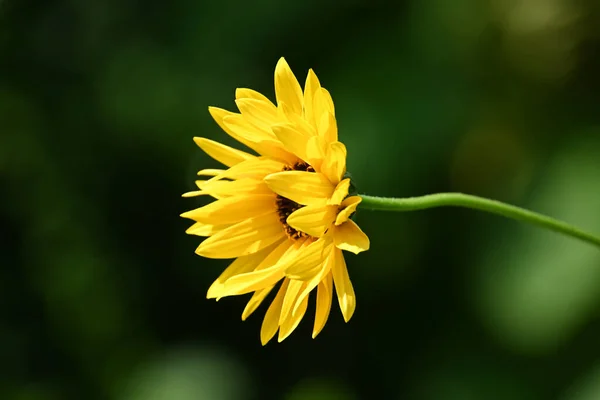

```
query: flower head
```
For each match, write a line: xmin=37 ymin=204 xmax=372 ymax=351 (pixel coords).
xmin=182 ymin=58 xmax=370 ymax=344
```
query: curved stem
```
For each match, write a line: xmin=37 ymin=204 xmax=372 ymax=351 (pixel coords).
xmin=359 ymin=193 xmax=600 ymax=249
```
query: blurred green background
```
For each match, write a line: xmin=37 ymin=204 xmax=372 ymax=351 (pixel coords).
xmin=2 ymin=0 xmax=600 ymax=399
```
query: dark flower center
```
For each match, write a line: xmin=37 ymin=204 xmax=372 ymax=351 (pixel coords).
xmin=276 ymin=162 xmax=315 ymax=240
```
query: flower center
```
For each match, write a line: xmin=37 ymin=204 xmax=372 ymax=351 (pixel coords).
xmin=276 ymin=161 xmax=315 ymax=240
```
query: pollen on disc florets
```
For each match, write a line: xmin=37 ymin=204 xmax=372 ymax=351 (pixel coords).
xmin=275 ymin=161 xmax=315 ymax=240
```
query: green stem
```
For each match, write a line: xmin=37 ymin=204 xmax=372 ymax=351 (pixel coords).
xmin=359 ymin=193 xmax=600 ymax=249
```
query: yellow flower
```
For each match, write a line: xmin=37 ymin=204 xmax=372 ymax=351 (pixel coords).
xmin=182 ymin=58 xmax=370 ymax=344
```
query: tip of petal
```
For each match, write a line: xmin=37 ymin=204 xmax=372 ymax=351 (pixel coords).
xmin=339 ymin=295 xmax=355 ymax=322
xmin=335 ymin=242 xmax=369 ymax=255
xmin=181 ymin=191 xmax=203 ymax=198
xmin=192 ymin=136 xmax=207 ymax=147
xmin=275 ymin=57 xmax=292 ymax=76
xmin=206 ymin=283 xmax=224 ymax=299
xmin=260 ymin=334 xmax=273 ymax=346
xmin=277 ymin=331 xmax=291 ymax=343
xmin=180 ymin=210 xmax=194 ymax=219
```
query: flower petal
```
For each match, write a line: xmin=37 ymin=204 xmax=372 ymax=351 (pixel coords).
xmin=278 ymin=101 xmax=317 ymax=137
xmin=193 ymin=137 xmax=255 ymax=167
xmin=220 ymin=239 xmax=301 ymax=296
xmin=185 ymin=221 xmax=230 ymax=236
xmin=331 ymin=248 xmax=355 ymax=322
xmin=279 ymin=279 xmax=305 ymax=324
xmin=313 ymin=272 xmax=333 ymax=338
xmin=286 ymin=204 xmax=337 ymax=237
xmin=321 ymin=141 xmax=347 ymax=184
xmin=306 ymin=135 xmax=326 ymax=170
xmin=271 ymin=123 xmax=309 ymax=162
xmin=195 ymin=212 xmax=285 ymax=259
xmin=208 ymin=106 xmax=243 ymax=140
xmin=235 ymin=98 xmax=279 ymax=131
xmin=241 ymin=284 xmax=275 ymax=321
xmin=222 ymin=115 xmax=296 ymax=164
xmin=208 ymin=106 xmax=267 ymax=155
xmin=327 ymin=178 xmax=350 ymax=205
xmin=198 ymin=178 xmax=272 ymax=198
xmin=236 ymin=88 xmax=274 ymax=103
xmin=285 ymin=237 xmax=334 ymax=280
xmin=313 ymin=87 xmax=335 ymax=118
xmin=335 ymin=196 xmax=362 ymax=226
xmin=333 ymin=219 xmax=370 ymax=254
xmin=317 ymin=111 xmax=338 ymax=144
xmin=303 ymin=68 xmax=321 ymax=130
xmin=206 ymin=244 xmax=277 ymax=299
xmin=274 ymin=57 xmax=303 ymax=116
xmin=291 ymin=249 xmax=333 ymax=316
xmin=264 ymin=171 xmax=334 ymax=206
xmin=260 ymin=280 xmax=289 ymax=345
xmin=180 ymin=194 xmax=275 ymax=225
xmin=222 ymin=114 xmax=277 ymax=142
xmin=182 ymin=190 xmax=209 ymax=198
xmin=210 ymin=157 xmax=284 ymax=181
xmin=196 ymin=169 xmax=224 ymax=177
xmin=278 ymin=291 xmax=308 ymax=343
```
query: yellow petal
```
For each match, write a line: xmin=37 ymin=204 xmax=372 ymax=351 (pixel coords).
xmin=335 ymin=196 xmax=361 ymax=226
xmin=222 ymin=113 xmax=277 ymax=142
xmin=222 ymin=115 xmax=296 ymax=164
xmin=291 ymin=249 xmax=334 ymax=316
xmin=185 ymin=221 xmax=230 ymax=236
xmin=255 ymin=238 xmax=306 ymax=272
xmin=196 ymin=169 xmax=224 ymax=177
xmin=260 ymin=280 xmax=289 ymax=345
xmin=313 ymin=272 xmax=333 ymax=338
xmin=278 ymin=101 xmax=317 ymax=137
xmin=274 ymin=57 xmax=303 ymax=116
xmin=210 ymin=103 xmax=283 ymax=154
xmin=235 ymin=98 xmax=280 ymax=131
xmin=286 ymin=203 xmax=337 ymax=237
xmin=198 ymin=178 xmax=272 ymax=198
xmin=303 ymin=68 xmax=321 ymax=129
xmin=264 ymin=171 xmax=334 ymax=206
xmin=181 ymin=190 xmax=208 ymax=198
xmin=285 ymin=237 xmax=334 ymax=280
xmin=220 ymin=239 xmax=300 ymax=296
xmin=236 ymin=88 xmax=273 ymax=103
xmin=196 ymin=212 xmax=285 ymax=259
xmin=306 ymin=135 xmax=326 ymax=170
xmin=279 ymin=280 xmax=305 ymax=324
xmin=208 ymin=106 xmax=265 ymax=154
xmin=208 ymin=106 xmax=242 ymax=140
xmin=333 ymin=219 xmax=370 ymax=254
xmin=327 ymin=178 xmax=350 ymax=206
xmin=271 ymin=123 xmax=309 ymax=162
xmin=210 ymin=157 xmax=284 ymax=181
xmin=241 ymin=284 xmax=275 ymax=321
xmin=331 ymin=248 xmax=355 ymax=322
xmin=313 ymin=87 xmax=335 ymax=118
xmin=206 ymin=244 xmax=277 ymax=299
xmin=321 ymin=142 xmax=347 ymax=184
xmin=317 ymin=111 xmax=338 ymax=144
xmin=278 ymin=292 xmax=308 ymax=343
xmin=186 ymin=179 xmax=227 ymax=200
xmin=180 ymin=194 xmax=275 ymax=225
xmin=193 ymin=137 xmax=254 ymax=167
